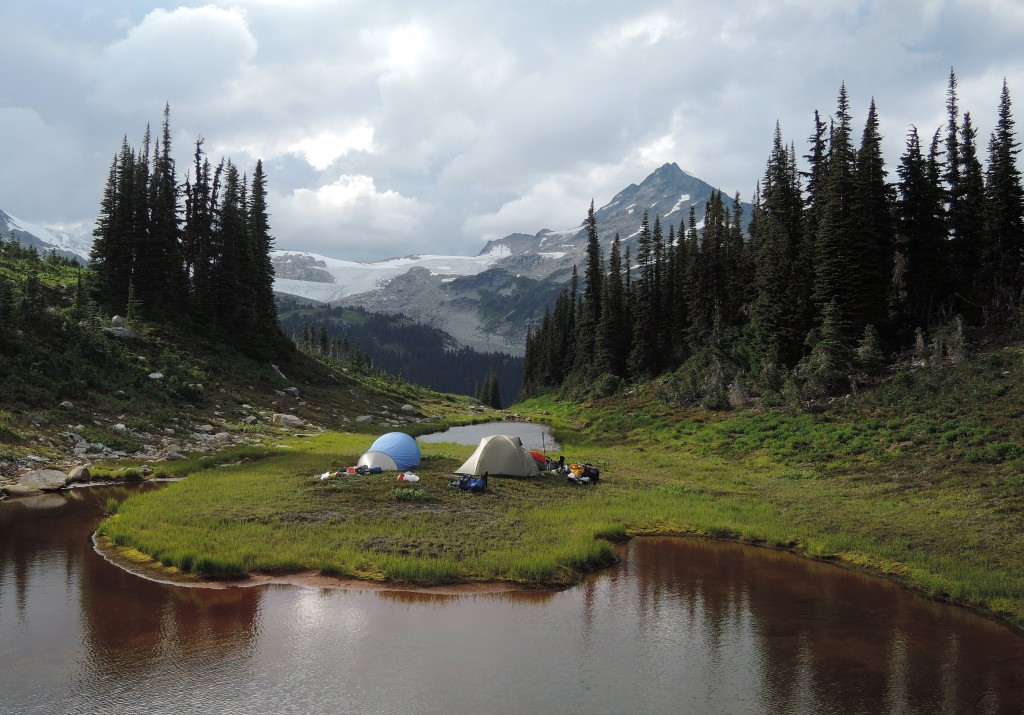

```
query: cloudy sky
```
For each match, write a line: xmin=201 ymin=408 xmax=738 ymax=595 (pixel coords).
xmin=2 ymin=1 xmax=1022 ymax=261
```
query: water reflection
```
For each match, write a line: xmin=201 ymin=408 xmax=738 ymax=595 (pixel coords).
xmin=1 ymin=488 xmax=1022 ymax=714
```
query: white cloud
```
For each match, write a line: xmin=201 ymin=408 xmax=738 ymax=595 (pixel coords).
xmin=598 ymin=13 xmax=683 ymax=51
xmin=3 ymin=0 xmax=1022 ymax=261
xmin=273 ymin=175 xmax=431 ymax=260
xmin=90 ymin=6 xmax=257 ymax=112
xmin=288 ymin=121 xmax=376 ymax=171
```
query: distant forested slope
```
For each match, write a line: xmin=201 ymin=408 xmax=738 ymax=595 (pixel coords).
xmin=277 ymin=298 xmax=523 ymax=407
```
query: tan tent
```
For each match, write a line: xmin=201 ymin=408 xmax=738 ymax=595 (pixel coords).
xmin=454 ymin=435 xmax=541 ymax=477
xmin=356 ymin=451 xmax=399 ymax=470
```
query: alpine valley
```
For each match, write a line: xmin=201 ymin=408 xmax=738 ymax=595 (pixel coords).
xmin=2 ymin=162 xmax=749 ymax=358
xmin=272 ymin=163 xmax=750 ymax=355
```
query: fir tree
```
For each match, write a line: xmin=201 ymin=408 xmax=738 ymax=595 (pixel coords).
xmin=983 ymin=80 xmax=1024 ymax=295
xmin=851 ymin=97 xmax=895 ymax=338
xmin=595 ymin=233 xmax=628 ymax=378
xmin=895 ymin=125 xmax=947 ymax=328
xmin=813 ymin=84 xmax=861 ymax=345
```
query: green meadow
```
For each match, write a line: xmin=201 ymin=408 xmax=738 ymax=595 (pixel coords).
xmin=98 ymin=345 xmax=1024 ymax=629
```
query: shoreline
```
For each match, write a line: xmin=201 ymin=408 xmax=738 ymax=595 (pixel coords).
xmin=91 ymin=532 xmax=532 ymax=595
xmin=93 ymin=529 xmax=1024 ymax=637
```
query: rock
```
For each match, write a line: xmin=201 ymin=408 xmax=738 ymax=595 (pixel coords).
xmin=284 ymin=387 xmax=299 ymax=398
xmin=272 ymin=414 xmax=304 ymax=428
xmin=59 ymin=401 xmax=74 ymax=409
xmin=166 ymin=451 xmax=186 ymax=461
xmin=17 ymin=469 xmax=69 ymax=493
xmin=165 ymin=444 xmax=182 ymax=454
xmin=355 ymin=415 xmax=374 ymax=424
xmin=401 ymin=404 xmax=416 ymax=413
xmin=148 ymin=372 xmax=164 ymax=380
xmin=111 ymin=315 xmax=125 ymax=327
xmin=68 ymin=465 xmax=92 ymax=483
xmin=113 ymin=423 xmax=127 ymax=432
xmin=195 ymin=424 xmax=216 ymax=434
xmin=29 ymin=414 xmax=49 ymax=427
xmin=244 ymin=415 xmax=258 ymax=425
xmin=102 ymin=327 xmax=137 ymax=340
xmin=213 ymin=432 xmax=232 ymax=442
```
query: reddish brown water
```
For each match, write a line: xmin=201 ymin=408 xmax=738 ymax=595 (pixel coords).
xmin=2 ymin=485 xmax=1023 ymax=714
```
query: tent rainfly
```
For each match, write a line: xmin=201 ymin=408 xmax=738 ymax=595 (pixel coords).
xmin=356 ymin=432 xmax=421 ymax=471
xmin=454 ymin=435 xmax=540 ymax=477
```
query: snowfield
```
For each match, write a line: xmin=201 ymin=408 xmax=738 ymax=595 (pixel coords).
xmin=271 ymin=246 xmax=509 ymax=303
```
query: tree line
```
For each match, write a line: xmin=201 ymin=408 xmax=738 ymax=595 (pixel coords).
xmin=89 ymin=105 xmax=286 ymax=356
xmin=522 ymin=71 xmax=1023 ymax=405
xmin=277 ymin=300 xmax=522 ymax=408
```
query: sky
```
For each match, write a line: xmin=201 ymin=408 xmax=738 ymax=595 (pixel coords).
xmin=1 ymin=1 xmax=1022 ymax=262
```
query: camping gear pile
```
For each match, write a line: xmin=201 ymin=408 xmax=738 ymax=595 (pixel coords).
xmin=316 ymin=430 xmax=600 ymax=490
xmin=319 ymin=432 xmax=422 ymax=480
xmin=451 ymin=433 xmax=600 ymax=488
xmin=450 ymin=472 xmax=488 ymax=493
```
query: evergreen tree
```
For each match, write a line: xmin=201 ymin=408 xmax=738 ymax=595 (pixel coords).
xmin=813 ymin=84 xmax=861 ymax=346
xmin=750 ymin=125 xmax=806 ymax=367
xmin=248 ymin=159 xmax=281 ymax=338
xmin=627 ymin=211 xmax=656 ymax=378
xmin=895 ymin=125 xmax=947 ymax=328
xmin=573 ymin=200 xmax=603 ymax=381
xmin=851 ymin=97 xmax=896 ymax=338
xmin=143 ymin=104 xmax=188 ymax=318
xmin=595 ymin=233 xmax=629 ymax=378
xmin=983 ymin=79 xmax=1024 ymax=296
xmin=954 ymin=111 xmax=988 ymax=304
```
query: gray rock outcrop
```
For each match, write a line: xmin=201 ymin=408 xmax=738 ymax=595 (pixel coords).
xmin=272 ymin=414 xmax=304 ymax=428
xmin=6 ymin=469 xmax=68 ymax=496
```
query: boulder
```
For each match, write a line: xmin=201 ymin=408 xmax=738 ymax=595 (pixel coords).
xmin=284 ymin=387 xmax=299 ymax=398
xmin=102 ymin=327 xmax=137 ymax=340
xmin=68 ymin=465 xmax=92 ymax=483
xmin=148 ymin=372 xmax=164 ymax=380
xmin=195 ymin=424 xmax=216 ymax=434
xmin=59 ymin=401 xmax=75 ymax=409
xmin=401 ymin=404 xmax=416 ymax=413
xmin=213 ymin=432 xmax=232 ymax=442
xmin=111 ymin=315 xmax=125 ymax=327
xmin=243 ymin=415 xmax=258 ymax=425
xmin=355 ymin=415 xmax=374 ymax=424
xmin=11 ymin=469 xmax=68 ymax=495
xmin=272 ymin=414 xmax=304 ymax=428
xmin=166 ymin=451 xmax=187 ymax=461
xmin=113 ymin=423 xmax=127 ymax=432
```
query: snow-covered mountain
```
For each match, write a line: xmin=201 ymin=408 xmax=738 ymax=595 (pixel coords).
xmin=476 ymin=162 xmax=752 ymax=277
xmin=271 ymin=244 xmax=513 ymax=304
xmin=0 ymin=210 xmax=92 ymax=263
xmin=272 ymin=162 xmax=752 ymax=355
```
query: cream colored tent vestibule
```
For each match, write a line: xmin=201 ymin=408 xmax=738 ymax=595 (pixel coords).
xmin=454 ymin=434 xmax=540 ymax=477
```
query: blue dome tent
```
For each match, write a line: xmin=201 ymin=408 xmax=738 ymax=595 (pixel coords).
xmin=356 ymin=432 xmax=421 ymax=471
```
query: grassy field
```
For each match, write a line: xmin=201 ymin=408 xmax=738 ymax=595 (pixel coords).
xmin=97 ymin=344 xmax=1024 ymax=628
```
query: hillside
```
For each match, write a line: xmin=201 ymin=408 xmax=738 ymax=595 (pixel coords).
xmin=0 ymin=241 xmax=493 ymax=488
xmin=275 ymin=296 xmax=524 ymax=407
